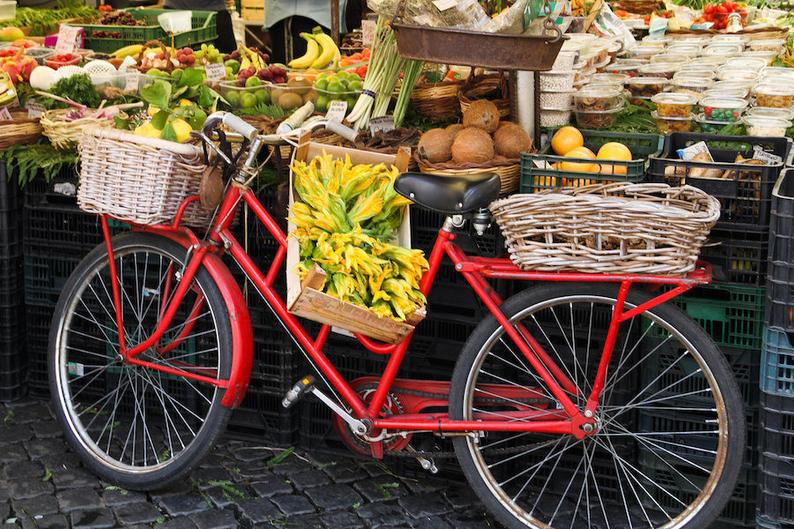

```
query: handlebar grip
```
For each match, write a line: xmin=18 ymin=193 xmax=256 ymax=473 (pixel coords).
xmin=326 ymin=120 xmax=358 ymax=143
xmin=222 ymin=113 xmax=258 ymax=141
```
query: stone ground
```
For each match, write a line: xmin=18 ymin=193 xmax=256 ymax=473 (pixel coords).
xmin=0 ymin=399 xmax=498 ymax=529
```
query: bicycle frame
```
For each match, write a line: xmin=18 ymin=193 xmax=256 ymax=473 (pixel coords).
xmin=100 ymin=175 xmax=711 ymax=443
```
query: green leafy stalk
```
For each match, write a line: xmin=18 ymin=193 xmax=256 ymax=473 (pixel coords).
xmin=0 ymin=143 xmax=78 ymax=187
xmin=393 ymin=60 xmax=424 ymax=128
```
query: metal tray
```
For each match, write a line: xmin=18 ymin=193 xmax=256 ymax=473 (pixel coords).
xmin=391 ymin=22 xmax=564 ymax=71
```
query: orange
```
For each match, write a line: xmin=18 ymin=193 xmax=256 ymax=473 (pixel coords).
xmin=551 ymin=126 xmax=584 ymax=155
xmin=597 ymin=142 xmax=633 ymax=175
xmin=558 ymin=146 xmax=599 ymax=173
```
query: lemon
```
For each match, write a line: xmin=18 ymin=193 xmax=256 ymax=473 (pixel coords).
xmin=134 ymin=122 xmax=161 ymax=139
xmin=170 ymin=118 xmax=193 ymax=143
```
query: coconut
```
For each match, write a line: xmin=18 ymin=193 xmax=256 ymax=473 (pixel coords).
xmin=462 ymin=99 xmax=500 ymax=133
xmin=417 ymin=128 xmax=454 ymax=163
xmin=445 ymin=123 xmax=465 ymax=139
xmin=451 ymin=127 xmax=494 ymax=164
xmin=494 ymin=122 xmax=532 ymax=159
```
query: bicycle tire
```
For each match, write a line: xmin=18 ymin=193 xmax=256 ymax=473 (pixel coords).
xmin=49 ymin=232 xmax=234 ymax=490
xmin=449 ymin=282 xmax=745 ymax=529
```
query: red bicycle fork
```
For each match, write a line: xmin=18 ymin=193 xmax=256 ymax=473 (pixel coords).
xmin=99 ymin=183 xmax=708 ymax=443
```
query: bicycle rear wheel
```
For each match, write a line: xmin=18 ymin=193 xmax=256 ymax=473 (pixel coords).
xmin=49 ymin=232 xmax=233 ymax=490
xmin=449 ymin=283 xmax=745 ymax=529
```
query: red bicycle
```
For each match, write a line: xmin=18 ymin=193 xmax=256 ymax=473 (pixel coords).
xmin=49 ymin=113 xmax=744 ymax=529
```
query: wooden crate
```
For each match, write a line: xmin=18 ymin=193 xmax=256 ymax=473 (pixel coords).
xmin=240 ymin=0 xmax=264 ymax=24
xmin=286 ymin=139 xmax=420 ymax=344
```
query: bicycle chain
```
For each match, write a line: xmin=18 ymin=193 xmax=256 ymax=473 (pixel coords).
xmin=347 ymin=383 xmax=554 ymax=460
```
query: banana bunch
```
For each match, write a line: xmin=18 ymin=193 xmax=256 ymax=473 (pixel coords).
xmin=112 ymin=44 xmax=144 ymax=59
xmin=290 ymin=154 xmax=428 ymax=322
xmin=288 ymin=27 xmax=341 ymax=70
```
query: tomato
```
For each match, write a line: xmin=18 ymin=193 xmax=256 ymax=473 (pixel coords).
xmin=98 ymin=4 xmax=112 ymax=11
xmin=704 ymin=4 xmax=715 ymax=14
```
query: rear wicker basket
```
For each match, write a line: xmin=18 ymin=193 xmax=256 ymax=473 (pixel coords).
xmin=490 ymin=183 xmax=720 ymax=275
xmin=77 ymin=127 xmax=212 ymax=226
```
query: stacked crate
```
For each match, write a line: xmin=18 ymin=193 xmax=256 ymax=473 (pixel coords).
xmin=23 ymin=168 xmax=115 ymax=397
xmin=759 ymin=167 xmax=794 ymax=528
xmin=224 ymin=182 xmax=302 ymax=447
xmin=646 ymin=133 xmax=794 ymax=528
xmin=0 ymin=162 xmax=25 ymax=402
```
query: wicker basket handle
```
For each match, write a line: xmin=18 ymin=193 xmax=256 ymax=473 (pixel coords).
xmin=136 ymin=40 xmax=175 ymax=72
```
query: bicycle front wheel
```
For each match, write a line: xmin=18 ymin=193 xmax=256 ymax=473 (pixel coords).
xmin=449 ymin=283 xmax=745 ymax=529
xmin=49 ymin=232 xmax=234 ymax=490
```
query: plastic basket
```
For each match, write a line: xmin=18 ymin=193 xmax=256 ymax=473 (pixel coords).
xmin=520 ymin=130 xmax=663 ymax=193
xmin=700 ymin=226 xmax=769 ymax=286
xmin=24 ymin=170 xmax=80 ymax=207
xmin=761 ymin=452 xmax=794 ymax=523
xmin=760 ymin=327 xmax=794 ymax=397
xmin=77 ymin=9 xmax=217 ymax=54
xmin=23 ymin=203 xmax=107 ymax=253
xmin=768 ymin=169 xmax=794 ymax=330
xmin=648 ymin=133 xmax=792 ymax=231
xmin=226 ymin=391 xmax=298 ymax=446
xmin=25 ymin=303 xmax=52 ymax=396
xmin=648 ymin=282 xmax=765 ymax=351
xmin=761 ymin=391 xmax=794 ymax=460
xmin=24 ymin=249 xmax=83 ymax=307
xmin=410 ymin=204 xmax=506 ymax=258
xmin=0 ymin=161 xmax=21 ymax=211
xmin=757 ymin=515 xmax=794 ymax=529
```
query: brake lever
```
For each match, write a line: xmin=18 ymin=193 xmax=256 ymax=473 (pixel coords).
xmin=192 ymin=131 xmax=233 ymax=166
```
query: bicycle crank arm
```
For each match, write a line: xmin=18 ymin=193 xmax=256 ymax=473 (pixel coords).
xmin=310 ymin=387 xmax=369 ymax=436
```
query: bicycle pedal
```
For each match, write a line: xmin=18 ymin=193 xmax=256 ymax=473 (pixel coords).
xmin=282 ymin=375 xmax=316 ymax=409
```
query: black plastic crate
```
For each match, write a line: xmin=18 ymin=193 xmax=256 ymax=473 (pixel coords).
xmin=760 ymin=452 xmax=794 ymax=523
xmin=23 ymin=167 xmax=80 ymax=207
xmin=410 ymin=205 xmax=506 ymax=258
xmin=0 ymin=161 xmax=22 ymax=211
xmin=758 ymin=515 xmax=794 ymax=529
xmin=648 ymin=133 xmax=792 ymax=231
xmin=25 ymin=303 xmax=52 ymax=396
xmin=23 ymin=203 xmax=108 ymax=253
xmin=227 ymin=390 xmax=298 ymax=446
xmin=0 ymin=373 xmax=26 ymax=402
xmin=24 ymin=249 xmax=84 ymax=307
xmin=761 ymin=391 xmax=794 ymax=460
xmin=768 ymin=169 xmax=794 ymax=330
xmin=699 ymin=226 xmax=769 ymax=286
xmin=641 ymin=455 xmax=758 ymax=527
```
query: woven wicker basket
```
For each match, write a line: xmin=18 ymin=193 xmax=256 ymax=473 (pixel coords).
xmin=459 ymin=94 xmax=511 ymax=118
xmin=0 ymin=111 xmax=42 ymax=149
xmin=418 ymin=157 xmax=520 ymax=196
xmin=459 ymin=72 xmax=511 ymax=118
xmin=78 ymin=127 xmax=212 ymax=227
xmin=490 ymin=183 xmax=720 ymax=275
xmin=41 ymin=109 xmax=113 ymax=150
xmin=410 ymin=80 xmax=464 ymax=119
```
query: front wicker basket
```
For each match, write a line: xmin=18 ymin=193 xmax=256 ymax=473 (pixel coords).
xmin=77 ymin=127 xmax=212 ymax=227
xmin=490 ymin=183 xmax=721 ymax=275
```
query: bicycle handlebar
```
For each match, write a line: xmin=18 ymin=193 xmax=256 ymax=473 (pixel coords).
xmin=202 ymin=111 xmax=258 ymax=142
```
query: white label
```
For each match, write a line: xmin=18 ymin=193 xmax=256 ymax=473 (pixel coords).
xmin=118 ymin=55 xmax=137 ymax=73
xmin=53 ymin=182 xmax=76 ymax=196
xmin=204 ymin=62 xmax=226 ymax=81
xmin=361 ymin=18 xmax=376 ymax=47
xmin=648 ymin=16 xmax=668 ymax=36
xmin=0 ymin=106 xmax=12 ymax=121
xmin=55 ymin=25 xmax=80 ymax=54
xmin=26 ymin=100 xmax=44 ymax=119
xmin=67 ymin=362 xmax=85 ymax=377
xmin=753 ymin=145 xmax=783 ymax=165
xmin=124 ymin=72 xmax=139 ymax=93
xmin=369 ymin=116 xmax=394 ymax=135
xmin=676 ymin=141 xmax=712 ymax=161
xmin=326 ymin=100 xmax=348 ymax=123
xmin=432 ymin=0 xmax=458 ymax=11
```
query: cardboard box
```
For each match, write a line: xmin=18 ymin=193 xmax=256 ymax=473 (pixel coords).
xmin=286 ymin=140 xmax=423 ymax=344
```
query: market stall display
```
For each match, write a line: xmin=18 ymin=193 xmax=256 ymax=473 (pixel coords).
xmin=0 ymin=0 xmax=793 ymax=527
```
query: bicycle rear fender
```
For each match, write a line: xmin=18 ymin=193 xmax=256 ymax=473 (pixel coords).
xmin=156 ymin=230 xmax=253 ymax=408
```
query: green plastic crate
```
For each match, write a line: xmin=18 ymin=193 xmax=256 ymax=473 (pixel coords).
xmin=519 ymin=130 xmax=663 ymax=193
xmin=76 ymin=9 xmax=217 ymax=54
xmin=647 ymin=282 xmax=766 ymax=351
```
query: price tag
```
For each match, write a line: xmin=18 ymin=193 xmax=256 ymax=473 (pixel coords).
xmin=55 ymin=25 xmax=80 ymax=54
xmin=432 ymin=0 xmax=458 ymax=11
xmin=26 ymin=100 xmax=44 ymax=119
xmin=648 ymin=16 xmax=668 ymax=36
xmin=361 ymin=18 xmax=376 ymax=47
xmin=124 ymin=72 xmax=139 ymax=93
xmin=0 ymin=106 xmax=12 ymax=121
xmin=326 ymin=100 xmax=348 ymax=123
xmin=205 ymin=62 xmax=226 ymax=81
xmin=753 ymin=145 xmax=783 ymax=165
xmin=369 ymin=116 xmax=394 ymax=135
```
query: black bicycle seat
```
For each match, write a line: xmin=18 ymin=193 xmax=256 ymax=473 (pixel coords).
xmin=394 ymin=172 xmax=501 ymax=215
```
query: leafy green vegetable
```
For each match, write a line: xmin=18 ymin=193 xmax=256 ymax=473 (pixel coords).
xmin=42 ymin=74 xmax=101 ymax=109
xmin=198 ymin=85 xmax=225 ymax=113
xmin=140 ymin=80 xmax=172 ymax=111
xmin=602 ymin=100 xmax=657 ymax=134
xmin=0 ymin=142 xmax=79 ymax=187
xmin=236 ymin=102 xmax=287 ymax=119
xmin=177 ymin=68 xmax=205 ymax=89
xmin=6 ymin=2 xmax=97 ymax=36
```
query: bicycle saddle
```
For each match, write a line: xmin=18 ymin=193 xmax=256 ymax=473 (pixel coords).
xmin=394 ymin=172 xmax=501 ymax=215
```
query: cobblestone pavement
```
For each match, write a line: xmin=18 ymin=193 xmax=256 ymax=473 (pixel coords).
xmin=0 ymin=399 xmax=498 ymax=529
